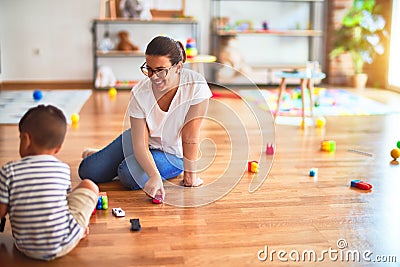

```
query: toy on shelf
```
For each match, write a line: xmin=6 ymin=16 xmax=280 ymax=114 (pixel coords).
xmin=112 ymin=208 xmax=126 ymax=217
xmin=96 ymin=192 xmax=108 ymax=210
xmin=130 ymin=218 xmax=141 ymax=231
xmin=266 ymin=143 xmax=275 ymax=155
xmin=115 ymin=80 xmax=136 ymax=88
xmin=309 ymin=168 xmax=318 ymax=177
xmin=33 ymin=90 xmax=43 ymax=101
xmin=321 ymin=140 xmax=336 ymax=152
xmin=186 ymin=38 xmax=198 ymax=59
xmin=248 ymin=161 xmax=259 ymax=173
xmin=262 ymin=21 xmax=269 ymax=30
xmin=95 ymin=66 xmax=116 ymax=88
xmin=98 ymin=31 xmax=114 ymax=52
xmin=119 ymin=0 xmax=152 ymax=20
xmin=117 ymin=30 xmax=139 ymax=51
xmin=350 ymin=180 xmax=372 ymax=190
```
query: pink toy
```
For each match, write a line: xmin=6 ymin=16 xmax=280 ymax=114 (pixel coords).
xmin=152 ymin=194 xmax=163 ymax=204
xmin=266 ymin=143 xmax=274 ymax=155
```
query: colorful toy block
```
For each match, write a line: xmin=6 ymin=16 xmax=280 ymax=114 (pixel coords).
xmin=96 ymin=192 xmax=108 ymax=210
xmin=309 ymin=168 xmax=318 ymax=177
xmin=266 ymin=143 xmax=275 ymax=155
xmin=321 ymin=140 xmax=336 ymax=152
xmin=248 ymin=161 xmax=259 ymax=173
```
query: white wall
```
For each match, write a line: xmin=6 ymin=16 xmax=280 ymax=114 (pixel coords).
xmin=0 ymin=0 xmax=210 ymax=82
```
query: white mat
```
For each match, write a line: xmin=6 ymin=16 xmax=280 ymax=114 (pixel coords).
xmin=0 ymin=90 xmax=92 ymax=124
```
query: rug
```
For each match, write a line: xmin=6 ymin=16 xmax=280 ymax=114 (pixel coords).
xmin=239 ymin=88 xmax=400 ymax=125
xmin=0 ymin=90 xmax=92 ymax=124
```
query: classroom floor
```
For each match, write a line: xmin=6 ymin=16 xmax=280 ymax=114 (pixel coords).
xmin=0 ymin=86 xmax=400 ymax=267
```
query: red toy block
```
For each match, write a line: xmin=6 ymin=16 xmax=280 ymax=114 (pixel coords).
xmin=248 ymin=161 xmax=259 ymax=173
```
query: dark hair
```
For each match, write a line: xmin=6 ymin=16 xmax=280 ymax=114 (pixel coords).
xmin=19 ymin=105 xmax=67 ymax=149
xmin=145 ymin=36 xmax=187 ymax=64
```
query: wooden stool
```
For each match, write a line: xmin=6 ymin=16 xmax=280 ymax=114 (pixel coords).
xmin=274 ymin=71 xmax=326 ymax=128
xmin=186 ymin=55 xmax=217 ymax=75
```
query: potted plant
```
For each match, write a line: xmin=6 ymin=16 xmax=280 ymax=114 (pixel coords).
xmin=330 ymin=0 xmax=388 ymax=89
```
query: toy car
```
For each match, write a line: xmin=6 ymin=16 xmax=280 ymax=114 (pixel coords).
xmin=152 ymin=194 xmax=163 ymax=204
xmin=130 ymin=218 xmax=141 ymax=231
xmin=112 ymin=208 xmax=126 ymax=217
xmin=350 ymin=180 xmax=372 ymax=190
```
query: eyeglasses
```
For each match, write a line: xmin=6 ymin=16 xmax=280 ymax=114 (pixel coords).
xmin=140 ymin=62 xmax=175 ymax=78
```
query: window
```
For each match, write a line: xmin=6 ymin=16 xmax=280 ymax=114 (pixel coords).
xmin=388 ymin=0 xmax=400 ymax=90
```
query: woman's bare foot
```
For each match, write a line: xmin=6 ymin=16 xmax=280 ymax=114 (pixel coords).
xmin=82 ymin=148 xmax=99 ymax=158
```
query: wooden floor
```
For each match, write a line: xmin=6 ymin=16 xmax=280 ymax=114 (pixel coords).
xmin=1 ymin=86 xmax=400 ymax=266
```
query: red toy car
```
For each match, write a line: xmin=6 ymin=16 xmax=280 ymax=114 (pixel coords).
xmin=350 ymin=180 xmax=372 ymax=190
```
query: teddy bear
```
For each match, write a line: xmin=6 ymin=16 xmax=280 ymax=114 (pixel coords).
xmin=217 ymin=35 xmax=253 ymax=81
xmin=116 ymin=30 xmax=139 ymax=51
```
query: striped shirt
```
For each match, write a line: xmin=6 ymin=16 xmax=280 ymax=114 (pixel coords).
xmin=0 ymin=155 xmax=83 ymax=260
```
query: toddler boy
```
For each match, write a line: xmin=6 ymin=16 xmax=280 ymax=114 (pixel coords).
xmin=0 ymin=105 xmax=99 ymax=261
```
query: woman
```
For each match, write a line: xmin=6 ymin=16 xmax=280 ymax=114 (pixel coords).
xmin=79 ymin=36 xmax=212 ymax=201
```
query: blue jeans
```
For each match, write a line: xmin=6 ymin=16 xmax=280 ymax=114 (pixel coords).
xmin=78 ymin=129 xmax=184 ymax=190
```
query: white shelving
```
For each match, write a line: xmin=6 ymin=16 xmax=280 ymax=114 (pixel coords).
xmin=92 ymin=18 xmax=198 ymax=89
xmin=210 ymin=0 xmax=326 ymax=85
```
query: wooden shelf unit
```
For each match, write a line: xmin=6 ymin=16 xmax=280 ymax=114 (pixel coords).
xmin=210 ymin=0 xmax=327 ymax=85
xmin=92 ymin=18 xmax=198 ymax=89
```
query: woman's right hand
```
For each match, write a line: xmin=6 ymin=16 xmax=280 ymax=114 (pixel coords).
xmin=144 ymin=175 xmax=165 ymax=199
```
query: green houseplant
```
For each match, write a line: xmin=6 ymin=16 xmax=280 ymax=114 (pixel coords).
xmin=330 ymin=0 xmax=388 ymax=88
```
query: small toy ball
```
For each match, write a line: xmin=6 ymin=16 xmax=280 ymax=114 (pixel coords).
xmin=397 ymin=141 xmax=400 ymax=149
xmin=33 ymin=90 xmax=43 ymax=101
xmin=71 ymin=113 xmax=80 ymax=124
xmin=390 ymin=148 xmax=400 ymax=160
xmin=108 ymin=87 xmax=117 ymax=98
xmin=315 ymin=117 xmax=326 ymax=128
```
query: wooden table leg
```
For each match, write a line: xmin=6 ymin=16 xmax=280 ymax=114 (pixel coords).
xmin=307 ymin=78 xmax=315 ymax=125
xmin=275 ymin=78 xmax=286 ymax=119
xmin=300 ymin=78 xmax=306 ymax=128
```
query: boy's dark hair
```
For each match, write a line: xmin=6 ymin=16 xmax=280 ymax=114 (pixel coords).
xmin=19 ymin=105 xmax=67 ymax=149
xmin=145 ymin=36 xmax=187 ymax=65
